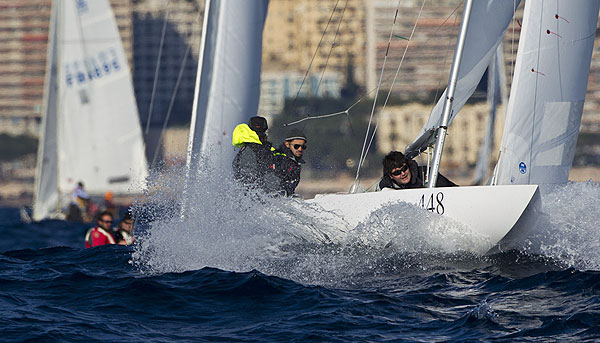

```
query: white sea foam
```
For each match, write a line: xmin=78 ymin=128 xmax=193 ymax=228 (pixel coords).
xmin=131 ymin=160 xmax=600 ymax=282
xmin=521 ymin=181 xmax=600 ymax=270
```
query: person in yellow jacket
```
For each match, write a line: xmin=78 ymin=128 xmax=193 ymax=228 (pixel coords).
xmin=232 ymin=116 xmax=281 ymax=193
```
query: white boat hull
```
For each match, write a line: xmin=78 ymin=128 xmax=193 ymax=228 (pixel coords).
xmin=307 ymin=185 xmax=541 ymax=252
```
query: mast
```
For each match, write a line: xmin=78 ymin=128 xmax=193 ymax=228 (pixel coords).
xmin=186 ymin=0 xmax=212 ymax=174
xmin=427 ymin=0 xmax=474 ymax=188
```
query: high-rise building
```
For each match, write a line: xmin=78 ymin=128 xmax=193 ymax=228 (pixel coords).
xmin=131 ymin=0 xmax=203 ymax=128
xmin=262 ymin=0 xmax=367 ymax=94
xmin=0 ymin=0 xmax=134 ymax=136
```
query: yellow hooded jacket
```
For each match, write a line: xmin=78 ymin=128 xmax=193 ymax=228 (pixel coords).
xmin=231 ymin=123 xmax=280 ymax=193
xmin=232 ymin=124 xmax=262 ymax=147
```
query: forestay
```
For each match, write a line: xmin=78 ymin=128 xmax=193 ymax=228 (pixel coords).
xmin=33 ymin=0 xmax=148 ymax=221
xmin=187 ymin=0 xmax=269 ymax=172
xmin=405 ymin=0 xmax=521 ymax=157
xmin=492 ymin=0 xmax=600 ymax=185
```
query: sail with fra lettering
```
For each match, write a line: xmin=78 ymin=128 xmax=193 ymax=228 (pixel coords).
xmin=33 ymin=0 xmax=148 ymax=221
xmin=186 ymin=0 xmax=269 ymax=173
xmin=492 ymin=1 xmax=599 ymax=185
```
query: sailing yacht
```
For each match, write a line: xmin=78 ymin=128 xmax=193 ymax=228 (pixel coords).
xmin=309 ymin=0 xmax=599 ymax=253
xmin=184 ymin=0 xmax=598 ymax=253
xmin=32 ymin=0 xmax=148 ymax=221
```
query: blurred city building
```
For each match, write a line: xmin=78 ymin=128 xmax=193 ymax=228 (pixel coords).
xmin=377 ymin=103 xmax=504 ymax=170
xmin=260 ymin=0 xmax=365 ymax=118
xmin=0 ymin=0 xmax=134 ymax=136
xmin=131 ymin=0 xmax=202 ymax=128
xmin=263 ymin=0 xmax=366 ymax=85
xmin=259 ymin=72 xmax=341 ymax=121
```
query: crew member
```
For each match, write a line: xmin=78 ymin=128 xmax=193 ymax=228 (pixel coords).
xmin=85 ymin=211 xmax=116 ymax=248
xmin=232 ymin=116 xmax=280 ymax=193
xmin=273 ymin=128 xmax=307 ymax=196
xmin=67 ymin=181 xmax=89 ymax=222
xmin=376 ymin=151 xmax=457 ymax=190
xmin=114 ymin=211 xmax=135 ymax=245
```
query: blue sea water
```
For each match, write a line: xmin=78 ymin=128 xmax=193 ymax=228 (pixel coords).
xmin=1 ymin=177 xmax=600 ymax=342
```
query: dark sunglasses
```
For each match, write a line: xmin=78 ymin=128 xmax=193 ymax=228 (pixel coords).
xmin=100 ymin=219 xmax=113 ymax=223
xmin=293 ymin=144 xmax=307 ymax=150
xmin=391 ymin=164 xmax=409 ymax=176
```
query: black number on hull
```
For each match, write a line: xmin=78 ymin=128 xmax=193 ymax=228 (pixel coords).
xmin=418 ymin=192 xmax=445 ymax=215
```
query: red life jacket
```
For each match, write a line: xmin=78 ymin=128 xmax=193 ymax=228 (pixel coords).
xmin=85 ymin=226 xmax=116 ymax=248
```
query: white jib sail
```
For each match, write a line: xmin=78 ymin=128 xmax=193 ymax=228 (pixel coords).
xmin=406 ymin=0 xmax=520 ymax=156
xmin=493 ymin=0 xmax=600 ymax=185
xmin=33 ymin=0 xmax=148 ymax=221
xmin=187 ymin=0 xmax=269 ymax=173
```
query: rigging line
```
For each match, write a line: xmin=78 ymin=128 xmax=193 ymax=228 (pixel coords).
xmin=418 ymin=2 xmax=462 ymax=50
xmin=313 ymin=0 xmax=349 ymax=100
xmin=144 ymin=0 xmax=171 ymax=134
xmin=353 ymin=0 xmax=403 ymax=190
xmin=344 ymin=113 xmax=364 ymax=161
xmin=283 ymin=96 xmax=362 ymax=126
xmin=287 ymin=1 xmax=454 ymax=132
xmin=359 ymin=1 xmax=459 ymax=174
xmin=362 ymin=0 xmax=426 ymax=163
xmin=288 ymin=1 xmax=458 ymax=145
xmin=286 ymin=110 xmax=347 ymax=126
xmin=283 ymin=2 xmax=457 ymax=134
xmin=290 ymin=0 xmax=341 ymax=111
xmin=150 ymin=10 xmax=202 ymax=169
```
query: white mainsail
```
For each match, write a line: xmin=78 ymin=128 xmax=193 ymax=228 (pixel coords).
xmin=186 ymin=0 xmax=269 ymax=172
xmin=33 ymin=0 xmax=148 ymax=221
xmin=493 ymin=0 xmax=600 ymax=185
xmin=406 ymin=0 xmax=521 ymax=157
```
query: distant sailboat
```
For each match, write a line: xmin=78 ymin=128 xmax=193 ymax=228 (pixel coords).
xmin=32 ymin=0 xmax=148 ymax=221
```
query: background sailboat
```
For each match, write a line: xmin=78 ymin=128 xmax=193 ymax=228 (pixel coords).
xmin=32 ymin=0 xmax=148 ymax=221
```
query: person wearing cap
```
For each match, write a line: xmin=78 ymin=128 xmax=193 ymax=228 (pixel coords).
xmin=376 ymin=151 xmax=456 ymax=191
xmin=113 ymin=211 xmax=135 ymax=245
xmin=273 ymin=128 xmax=307 ymax=196
xmin=232 ymin=116 xmax=281 ymax=193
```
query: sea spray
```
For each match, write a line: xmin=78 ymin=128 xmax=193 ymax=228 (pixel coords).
xmin=529 ymin=181 xmax=600 ymax=270
xmin=131 ymin=157 xmax=499 ymax=286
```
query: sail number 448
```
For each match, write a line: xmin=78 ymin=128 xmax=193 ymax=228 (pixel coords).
xmin=418 ymin=192 xmax=444 ymax=214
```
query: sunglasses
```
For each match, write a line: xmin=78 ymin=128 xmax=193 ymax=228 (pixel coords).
xmin=293 ymin=144 xmax=307 ymax=150
xmin=391 ymin=164 xmax=409 ymax=176
xmin=100 ymin=219 xmax=113 ymax=223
